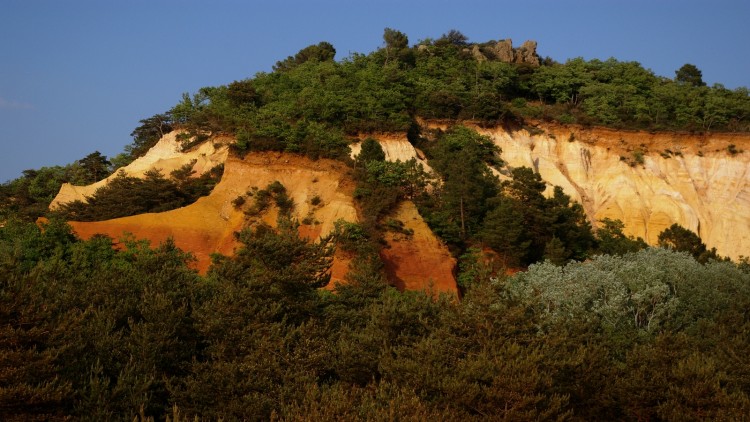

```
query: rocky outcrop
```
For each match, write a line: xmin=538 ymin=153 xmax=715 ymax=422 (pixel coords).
xmin=50 ymin=132 xmax=230 ymax=209
xmin=476 ymin=39 xmax=540 ymax=66
xmin=516 ymin=40 xmax=540 ymax=66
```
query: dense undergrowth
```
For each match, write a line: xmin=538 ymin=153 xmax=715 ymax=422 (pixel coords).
xmin=2 ymin=217 xmax=750 ymax=421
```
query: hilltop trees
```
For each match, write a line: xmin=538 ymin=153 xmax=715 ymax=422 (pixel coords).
xmin=274 ymin=41 xmax=337 ymax=72
xmin=675 ymin=63 xmax=705 ymax=87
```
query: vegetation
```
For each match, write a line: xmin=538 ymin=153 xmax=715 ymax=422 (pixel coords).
xmin=145 ymin=28 xmax=750 ymax=156
xmin=2 ymin=218 xmax=750 ymax=420
xmin=2 ymin=29 xmax=749 ymax=419
xmin=0 ymin=151 xmax=120 ymax=221
xmin=5 ymin=28 xmax=749 ymax=222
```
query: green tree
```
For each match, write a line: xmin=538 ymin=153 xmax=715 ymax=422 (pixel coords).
xmin=274 ymin=42 xmax=337 ymax=72
xmin=382 ymin=28 xmax=409 ymax=66
xmin=595 ymin=218 xmax=648 ymax=255
xmin=428 ymin=126 xmax=501 ymax=241
xmin=481 ymin=196 xmax=530 ymax=267
xmin=126 ymin=113 xmax=173 ymax=161
xmin=356 ymin=138 xmax=386 ymax=168
xmin=75 ymin=151 xmax=111 ymax=185
xmin=675 ymin=63 xmax=706 ymax=87
xmin=658 ymin=223 xmax=720 ymax=263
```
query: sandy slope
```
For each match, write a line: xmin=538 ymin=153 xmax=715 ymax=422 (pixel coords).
xmin=50 ymin=132 xmax=230 ymax=209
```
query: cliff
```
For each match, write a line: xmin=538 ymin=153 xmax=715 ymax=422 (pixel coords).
xmin=49 ymin=131 xmax=230 ymax=209
xmin=469 ymin=124 xmax=750 ymax=260
xmin=61 ymin=147 xmax=458 ymax=294
xmin=52 ymin=123 xmax=750 ymax=290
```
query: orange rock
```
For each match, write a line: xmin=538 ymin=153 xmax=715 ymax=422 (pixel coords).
xmin=64 ymin=151 xmax=458 ymax=294
xmin=380 ymin=201 xmax=458 ymax=296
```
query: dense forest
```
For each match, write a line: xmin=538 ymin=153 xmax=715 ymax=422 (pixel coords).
xmin=2 ymin=29 xmax=750 ymax=420
xmin=2 ymin=216 xmax=750 ymax=420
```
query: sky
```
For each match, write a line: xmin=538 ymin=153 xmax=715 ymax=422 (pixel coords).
xmin=1 ymin=0 xmax=749 ymax=183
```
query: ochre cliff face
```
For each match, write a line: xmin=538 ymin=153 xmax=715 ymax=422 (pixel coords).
xmin=470 ymin=124 xmax=750 ymax=260
xmin=67 ymin=153 xmax=358 ymax=280
xmin=50 ymin=132 xmax=230 ymax=209
xmin=55 ymin=123 xmax=750 ymax=290
xmin=380 ymin=201 xmax=457 ymax=295
xmin=61 ymin=147 xmax=459 ymax=294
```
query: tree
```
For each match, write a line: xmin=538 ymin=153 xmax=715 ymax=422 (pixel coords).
xmin=436 ymin=29 xmax=468 ymax=47
xmin=356 ymin=137 xmax=385 ymax=168
xmin=127 ymin=113 xmax=173 ymax=160
xmin=657 ymin=223 xmax=720 ymax=263
xmin=595 ymin=218 xmax=648 ymax=255
xmin=383 ymin=28 xmax=409 ymax=66
xmin=274 ymin=42 xmax=337 ymax=72
xmin=75 ymin=151 xmax=111 ymax=185
xmin=481 ymin=196 xmax=530 ymax=266
xmin=675 ymin=63 xmax=705 ymax=87
xmin=429 ymin=127 xmax=500 ymax=240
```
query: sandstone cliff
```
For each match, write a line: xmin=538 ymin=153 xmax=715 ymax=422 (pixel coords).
xmin=468 ymin=124 xmax=750 ymax=260
xmin=60 ymin=145 xmax=458 ymax=294
xmin=49 ymin=131 xmax=230 ymax=209
xmin=53 ymin=124 xmax=750 ymax=288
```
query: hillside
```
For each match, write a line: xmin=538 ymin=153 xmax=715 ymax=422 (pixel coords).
xmin=6 ymin=28 xmax=750 ymax=421
xmin=52 ymin=122 xmax=750 ymax=271
xmin=59 ymin=136 xmax=458 ymax=294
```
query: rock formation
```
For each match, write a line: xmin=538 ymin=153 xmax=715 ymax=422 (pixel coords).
xmin=52 ymin=123 xmax=750 ymax=290
xmin=50 ymin=131 xmax=230 ymax=209
xmin=58 ymin=142 xmax=458 ymax=294
xmin=475 ymin=39 xmax=541 ymax=66
xmin=468 ymin=124 xmax=750 ymax=260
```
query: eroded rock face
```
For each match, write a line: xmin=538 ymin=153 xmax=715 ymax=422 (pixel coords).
xmin=50 ymin=132 xmax=230 ymax=209
xmin=349 ymin=134 xmax=433 ymax=173
xmin=380 ymin=201 xmax=458 ymax=296
xmin=62 ymin=143 xmax=458 ymax=293
xmin=471 ymin=125 xmax=750 ymax=260
xmin=67 ymin=153 xmax=358 ymax=280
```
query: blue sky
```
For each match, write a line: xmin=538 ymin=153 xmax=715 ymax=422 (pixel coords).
xmin=1 ymin=0 xmax=748 ymax=183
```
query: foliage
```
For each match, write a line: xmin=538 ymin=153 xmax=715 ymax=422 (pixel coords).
xmin=594 ymin=217 xmax=648 ymax=255
xmin=0 ymin=150 xmax=117 ymax=221
xmin=420 ymin=126 xmax=501 ymax=244
xmin=5 ymin=29 xmax=750 ymax=417
xmin=273 ymin=42 xmax=337 ymax=72
xmin=4 ymin=218 xmax=750 ymax=420
xmin=126 ymin=113 xmax=174 ymax=162
xmin=675 ymin=63 xmax=706 ymax=87
xmin=658 ymin=223 xmax=722 ymax=263
xmin=480 ymin=168 xmax=594 ymax=266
